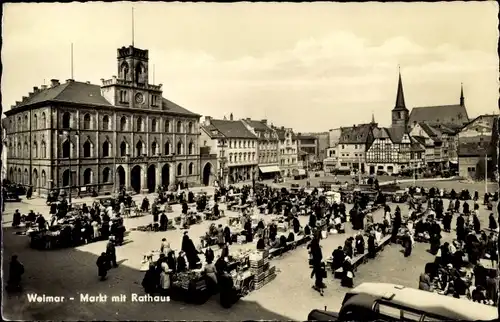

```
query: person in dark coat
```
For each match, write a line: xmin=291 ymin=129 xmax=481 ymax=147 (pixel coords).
xmin=292 ymin=216 xmax=300 ymax=234
xmin=367 ymin=233 xmax=376 ymax=258
xmin=244 ymin=220 xmax=253 ymax=243
xmin=182 ymin=202 xmax=188 ymax=215
xmin=402 ymin=231 xmax=412 ymax=257
xmin=331 ymin=246 xmax=345 ymax=271
xmin=355 ymin=233 xmax=365 ymax=256
xmin=309 ymin=213 xmax=317 ymax=229
xmin=454 ymin=199 xmax=460 ymax=213
xmin=442 ymin=212 xmax=452 ymax=232
xmin=96 ymin=252 xmax=110 ymax=281
xmin=204 ymin=247 xmax=215 ymax=265
xmin=142 ymin=263 xmax=157 ymax=294
xmin=488 ymin=213 xmax=498 ymax=231
xmin=176 ymin=251 xmax=187 ymax=273
xmin=219 ymin=271 xmax=239 ymax=308
xmin=7 ymin=255 xmax=24 ymax=290
xmin=391 ymin=211 xmax=402 ymax=242
xmin=341 ymin=257 xmax=354 ymax=288
xmin=159 ymin=213 xmax=168 ymax=231
xmin=141 ymin=197 xmax=150 ymax=212
xmin=167 ymin=251 xmax=177 ymax=274
xmin=106 ymin=237 xmax=118 ymax=267
xmin=343 ymin=238 xmax=353 ymax=259
xmin=472 ymin=213 xmax=481 ymax=234
xmin=456 ymin=214 xmax=466 ymax=242
xmin=12 ymin=209 xmax=21 ymax=227
xmin=181 ymin=233 xmax=201 ymax=269
xmin=311 ymin=262 xmax=327 ymax=296
xmin=223 ymin=226 xmax=232 ymax=245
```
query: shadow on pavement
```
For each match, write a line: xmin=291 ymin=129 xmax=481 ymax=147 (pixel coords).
xmin=2 ymin=226 xmax=292 ymax=321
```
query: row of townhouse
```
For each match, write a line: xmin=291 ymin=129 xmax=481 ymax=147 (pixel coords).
xmin=325 ymin=70 xmax=478 ymax=175
xmin=199 ymin=113 xmax=301 ymax=184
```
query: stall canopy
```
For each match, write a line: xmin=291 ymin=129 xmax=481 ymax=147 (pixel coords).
xmin=293 ymin=169 xmax=306 ymax=175
xmin=259 ymin=165 xmax=281 ymax=174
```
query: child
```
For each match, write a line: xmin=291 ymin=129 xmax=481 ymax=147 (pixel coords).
xmin=311 ymin=262 xmax=327 ymax=296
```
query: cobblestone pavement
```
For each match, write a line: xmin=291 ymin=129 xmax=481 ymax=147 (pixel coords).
xmin=2 ymin=181 xmax=496 ymax=321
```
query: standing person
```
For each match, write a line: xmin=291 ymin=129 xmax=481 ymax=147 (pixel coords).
xmin=160 ymin=238 xmax=171 ymax=256
xmin=159 ymin=263 xmax=172 ymax=296
xmin=402 ymin=231 xmax=413 ymax=257
xmin=96 ymin=252 xmax=110 ymax=281
xmin=106 ymin=237 xmax=118 ymax=268
xmin=341 ymin=257 xmax=354 ymax=288
xmin=456 ymin=214 xmax=466 ymax=242
xmin=142 ymin=263 xmax=157 ymax=294
xmin=310 ymin=262 xmax=327 ymax=296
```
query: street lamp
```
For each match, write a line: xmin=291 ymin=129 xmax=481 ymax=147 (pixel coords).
xmin=218 ymin=139 xmax=227 ymax=187
xmin=59 ymin=128 xmax=78 ymax=205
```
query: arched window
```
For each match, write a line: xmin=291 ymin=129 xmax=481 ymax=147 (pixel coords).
xmin=188 ymin=142 xmax=194 ymax=155
xmin=177 ymin=163 xmax=183 ymax=176
xmin=136 ymin=141 xmax=143 ymax=156
xmin=17 ymin=143 xmax=21 ymax=158
xmin=83 ymin=168 xmax=92 ymax=185
xmin=135 ymin=62 xmax=145 ymax=83
xmin=103 ymin=167 xmax=111 ymax=183
xmin=152 ymin=119 xmax=157 ymax=132
xmin=41 ymin=141 xmax=47 ymax=158
xmin=120 ymin=116 xmax=128 ymax=131
xmin=188 ymin=162 xmax=194 ymax=175
xmin=165 ymin=141 xmax=170 ymax=155
xmin=120 ymin=62 xmax=129 ymax=80
xmin=33 ymin=114 xmax=38 ymax=130
xmin=24 ymin=115 xmax=28 ymax=130
xmin=63 ymin=169 xmax=70 ymax=186
xmin=165 ymin=119 xmax=170 ymax=132
xmin=41 ymin=170 xmax=46 ymax=188
xmin=83 ymin=113 xmax=91 ymax=129
xmin=17 ymin=168 xmax=21 ymax=183
xmin=24 ymin=169 xmax=28 ymax=185
xmin=102 ymin=141 xmax=110 ymax=157
xmin=33 ymin=141 xmax=38 ymax=158
xmin=176 ymin=121 xmax=182 ymax=133
xmin=24 ymin=142 xmax=29 ymax=158
xmin=151 ymin=142 xmax=158 ymax=155
xmin=41 ymin=112 xmax=46 ymax=129
xmin=83 ymin=140 xmax=92 ymax=158
xmin=62 ymin=112 xmax=71 ymax=128
xmin=120 ymin=141 xmax=128 ymax=156
xmin=136 ymin=117 xmax=143 ymax=131
xmin=177 ymin=142 xmax=183 ymax=155
xmin=188 ymin=122 xmax=193 ymax=133
xmin=102 ymin=115 xmax=110 ymax=130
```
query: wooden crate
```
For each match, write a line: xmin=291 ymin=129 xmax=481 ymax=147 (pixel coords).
xmin=253 ymin=271 xmax=266 ymax=282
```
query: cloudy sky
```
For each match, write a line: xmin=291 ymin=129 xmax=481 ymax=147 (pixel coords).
xmin=2 ymin=2 xmax=498 ymax=131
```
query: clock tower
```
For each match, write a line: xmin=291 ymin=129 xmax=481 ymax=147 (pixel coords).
xmin=101 ymin=45 xmax=163 ymax=109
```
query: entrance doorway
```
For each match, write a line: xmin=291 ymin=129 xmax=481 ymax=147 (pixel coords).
xmin=369 ymin=166 xmax=375 ymax=175
xmin=162 ymin=164 xmax=170 ymax=188
xmin=202 ymin=163 xmax=212 ymax=186
xmin=147 ymin=165 xmax=156 ymax=193
xmin=116 ymin=166 xmax=125 ymax=189
xmin=131 ymin=166 xmax=142 ymax=193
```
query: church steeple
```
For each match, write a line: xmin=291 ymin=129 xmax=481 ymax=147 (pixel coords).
xmin=460 ymin=83 xmax=465 ymax=106
xmin=394 ymin=66 xmax=407 ymax=110
xmin=391 ymin=66 xmax=409 ymax=131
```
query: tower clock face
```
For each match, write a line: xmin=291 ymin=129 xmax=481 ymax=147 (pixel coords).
xmin=135 ymin=92 xmax=145 ymax=104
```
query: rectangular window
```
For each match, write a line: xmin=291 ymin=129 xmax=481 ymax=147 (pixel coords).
xmin=378 ymin=303 xmax=401 ymax=319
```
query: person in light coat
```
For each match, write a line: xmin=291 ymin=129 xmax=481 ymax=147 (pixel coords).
xmin=159 ymin=262 xmax=172 ymax=295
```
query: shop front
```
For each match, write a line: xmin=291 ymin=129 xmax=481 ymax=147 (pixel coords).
xmin=258 ymin=165 xmax=281 ymax=180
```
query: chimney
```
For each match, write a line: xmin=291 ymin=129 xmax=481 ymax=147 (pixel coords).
xmin=33 ymin=86 xmax=39 ymax=93
xmin=261 ymin=119 xmax=267 ymax=125
xmin=204 ymin=116 xmax=212 ymax=126
xmin=66 ymin=79 xmax=74 ymax=83
xmin=281 ymin=126 xmax=284 ymax=130
xmin=100 ymin=78 xmax=105 ymax=85
xmin=50 ymin=79 xmax=60 ymax=87
xmin=246 ymin=118 xmax=251 ymax=121
xmin=28 ymin=92 xmax=34 ymax=97
xmin=22 ymin=96 xmax=28 ymax=102
xmin=41 ymin=85 xmax=48 ymax=90
xmin=86 ymin=81 xmax=91 ymax=84
xmin=230 ymin=113 xmax=234 ymax=121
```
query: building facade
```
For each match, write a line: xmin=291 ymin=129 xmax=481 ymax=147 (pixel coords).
xmin=241 ymin=118 xmax=280 ymax=179
xmin=4 ymin=45 xmax=202 ymax=196
xmin=200 ymin=116 xmax=258 ymax=184
xmin=274 ymin=126 xmax=299 ymax=176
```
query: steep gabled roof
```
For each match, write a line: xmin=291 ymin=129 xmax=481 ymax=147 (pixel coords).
xmin=386 ymin=127 xmax=407 ymax=143
xmin=161 ymin=98 xmax=200 ymax=116
xmin=410 ymin=136 xmax=425 ymax=152
xmin=201 ymin=124 xmax=224 ymax=139
xmin=210 ymin=119 xmax=258 ymax=139
xmin=372 ymin=127 xmax=390 ymax=139
xmin=339 ymin=123 xmax=374 ymax=144
xmin=409 ymin=104 xmax=469 ymax=126
xmin=245 ymin=120 xmax=271 ymax=132
xmin=394 ymin=70 xmax=407 ymax=111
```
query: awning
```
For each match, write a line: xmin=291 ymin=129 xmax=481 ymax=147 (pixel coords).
xmin=293 ymin=169 xmax=306 ymax=175
xmin=449 ymin=160 xmax=458 ymax=164
xmin=259 ymin=165 xmax=281 ymax=174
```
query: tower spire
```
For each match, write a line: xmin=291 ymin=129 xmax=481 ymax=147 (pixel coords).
xmin=460 ymin=82 xmax=465 ymax=106
xmin=371 ymin=111 xmax=375 ymax=124
xmin=70 ymin=43 xmax=74 ymax=79
xmin=394 ymin=66 xmax=406 ymax=110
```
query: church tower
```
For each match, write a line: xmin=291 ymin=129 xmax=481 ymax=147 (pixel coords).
xmin=460 ymin=83 xmax=465 ymax=106
xmin=391 ymin=68 xmax=409 ymax=132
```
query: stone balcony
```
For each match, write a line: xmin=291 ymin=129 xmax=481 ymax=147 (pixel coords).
xmin=100 ymin=77 xmax=162 ymax=91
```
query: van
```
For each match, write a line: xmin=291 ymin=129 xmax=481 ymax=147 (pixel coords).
xmin=308 ymin=283 xmax=498 ymax=321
